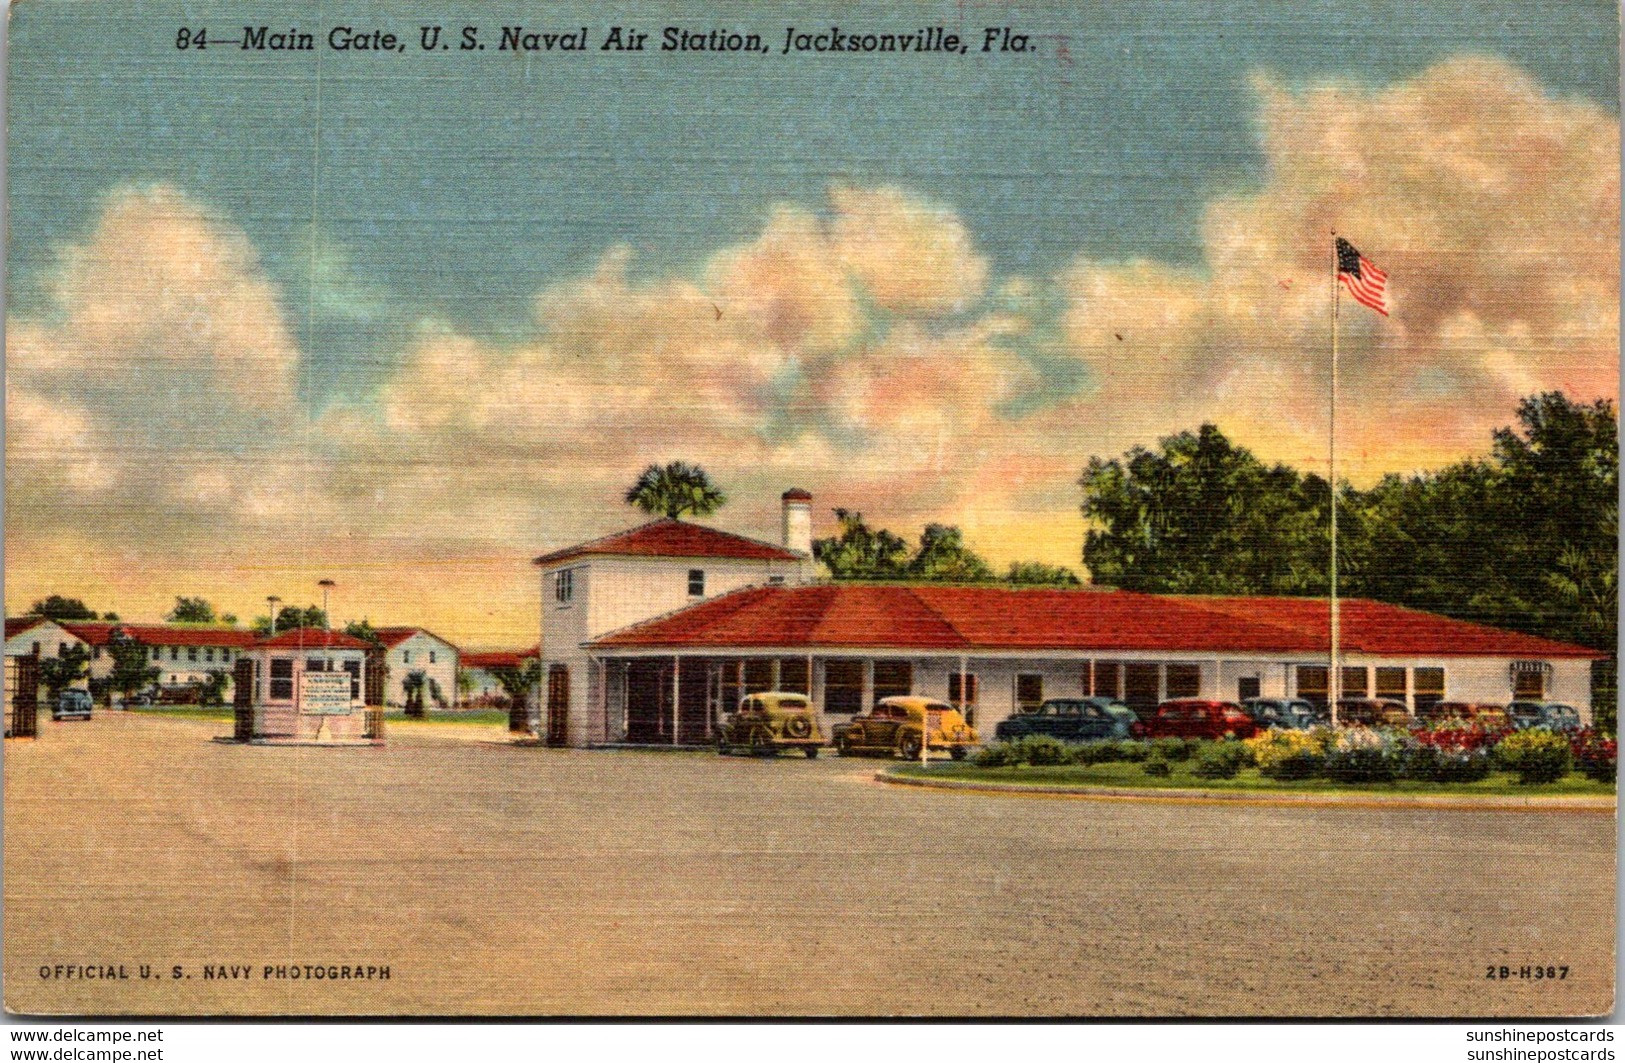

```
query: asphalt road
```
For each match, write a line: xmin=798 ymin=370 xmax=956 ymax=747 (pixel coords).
xmin=3 ymin=713 xmax=1615 ymax=1017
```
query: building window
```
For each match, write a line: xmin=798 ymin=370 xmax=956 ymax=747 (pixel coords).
xmin=343 ymin=660 xmax=362 ymax=700
xmin=555 ymin=569 xmax=574 ymax=603
xmin=778 ymin=657 xmax=809 ymax=695
xmin=1016 ymin=673 xmax=1044 ymax=713
xmin=269 ymin=658 xmax=295 ymax=700
xmin=1296 ymin=665 xmax=1329 ymax=708
xmin=823 ymin=659 xmax=864 ymax=714
xmin=152 ymin=647 xmax=162 ymax=661
xmin=874 ymin=661 xmax=912 ymax=702
xmin=948 ymin=672 xmax=979 ymax=714
xmin=58 ymin=642 xmax=67 ymax=656
xmin=31 ymin=642 xmax=40 ymax=657
xmin=222 ymin=649 xmax=232 ymax=663
xmin=187 ymin=647 xmax=198 ymax=663
xmin=1088 ymin=660 xmax=1123 ymax=699
xmin=403 ymin=650 xmax=411 ymax=664
xmin=687 ymin=569 xmax=705 ymax=597
xmin=1340 ymin=666 xmax=1369 ymax=698
xmin=1376 ymin=667 xmax=1406 ymax=702
xmin=1414 ymin=667 xmax=1445 ymax=711
xmin=429 ymin=651 xmax=436 ymax=664
xmin=92 ymin=647 xmax=102 ymax=660
xmin=204 ymin=648 xmax=214 ymax=663
xmin=743 ymin=659 xmax=774 ymax=694
xmin=1124 ymin=663 xmax=1161 ymax=718
xmin=768 ymin=575 xmax=786 ymax=585
xmin=170 ymin=647 xmax=179 ymax=661
xmin=1511 ymin=661 xmax=1549 ymax=701
xmin=1165 ymin=663 xmax=1201 ymax=699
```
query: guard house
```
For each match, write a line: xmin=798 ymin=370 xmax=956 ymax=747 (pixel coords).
xmin=233 ymin=628 xmax=380 ymax=745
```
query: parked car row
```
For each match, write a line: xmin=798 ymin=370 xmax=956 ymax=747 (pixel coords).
xmin=719 ymin=691 xmax=1585 ymax=760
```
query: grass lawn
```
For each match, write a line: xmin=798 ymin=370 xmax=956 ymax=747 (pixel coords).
xmin=126 ymin=706 xmax=234 ymax=723
xmin=383 ymin=709 xmax=507 ymax=725
xmin=892 ymin=759 xmax=1617 ymax=797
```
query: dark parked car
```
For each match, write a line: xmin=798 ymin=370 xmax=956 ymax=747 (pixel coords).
xmin=53 ymin=689 xmax=93 ymax=721
xmin=1144 ymin=699 xmax=1258 ymax=740
xmin=1418 ymin=700 xmax=1512 ymax=731
xmin=1507 ymin=701 xmax=1583 ymax=733
xmin=995 ymin=697 xmax=1138 ymax=743
xmin=1242 ymin=698 xmax=1318 ymax=730
xmin=1335 ymin=698 xmax=1411 ymax=728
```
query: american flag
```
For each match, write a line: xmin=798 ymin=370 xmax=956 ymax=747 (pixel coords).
xmin=1335 ymin=237 xmax=1388 ymax=316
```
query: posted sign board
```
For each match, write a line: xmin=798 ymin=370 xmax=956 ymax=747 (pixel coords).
xmin=299 ymin=670 xmax=354 ymax=716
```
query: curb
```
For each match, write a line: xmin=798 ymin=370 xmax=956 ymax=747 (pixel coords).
xmin=875 ymin=770 xmax=1619 ymax=813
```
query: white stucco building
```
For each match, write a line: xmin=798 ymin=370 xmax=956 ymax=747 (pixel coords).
xmin=530 ymin=489 xmax=1603 ymax=748
xmin=373 ymin=627 xmax=460 ymax=710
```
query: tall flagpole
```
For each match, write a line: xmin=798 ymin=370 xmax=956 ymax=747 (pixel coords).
xmin=1329 ymin=234 xmax=1341 ymax=726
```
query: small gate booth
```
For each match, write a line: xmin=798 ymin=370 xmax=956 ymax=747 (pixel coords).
xmin=234 ymin=628 xmax=381 ymax=745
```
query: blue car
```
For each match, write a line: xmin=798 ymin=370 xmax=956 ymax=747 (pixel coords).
xmin=1242 ymin=697 xmax=1319 ymax=730
xmin=1507 ymin=701 xmax=1583 ymax=733
xmin=994 ymin=697 xmax=1138 ymax=742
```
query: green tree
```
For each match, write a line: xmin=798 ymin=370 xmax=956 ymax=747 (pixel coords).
xmin=26 ymin=595 xmax=98 ymax=621
xmin=199 ymin=670 xmax=230 ymax=707
xmin=251 ymin=605 xmax=328 ymax=635
xmin=813 ymin=509 xmax=910 ymax=579
xmin=907 ymin=524 xmax=994 ymax=582
xmin=102 ymin=612 xmax=120 ymax=621
xmin=1004 ymin=561 xmax=1082 ymax=587
xmin=490 ymin=660 xmax=543 ymax=708
xmin=40 ymin=646 xmax=90 ymax=701
xmin=166 ymin=596 xmax=217 ymax=623
xmin=1079 ymin=423 xmax=1333 ymax=594
xmin=343 ymin=619 xmax=383 ymax=645
xmin=401 ymin=670 xmax=427 ymax=717
xmin=625 ymin=461 xmax=727 ymax=519
xmin=107 ymin=629 xmax=160 ymax=702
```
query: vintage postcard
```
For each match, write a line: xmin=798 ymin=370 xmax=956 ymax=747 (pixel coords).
xmin=3 ymin=0 xmax=1618 ymax=1019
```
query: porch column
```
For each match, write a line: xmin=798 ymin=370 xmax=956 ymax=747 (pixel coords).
xmin=1086 ymin=658 xmax=1095 ymax=697
xmin=862 ymin=659 xmax=875 ymax=713
xmin=598 ymin=658 xmax=608 ymax=744
xmin=959 ymin=655 xmax=969 ymax=720
xmin=672 ymin=655 xmax=680 ymax=746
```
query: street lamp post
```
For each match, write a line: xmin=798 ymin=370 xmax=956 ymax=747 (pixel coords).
xmin=318 ymin=580 xmax=336 ymax=670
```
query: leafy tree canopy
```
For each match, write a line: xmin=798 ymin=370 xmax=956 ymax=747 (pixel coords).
xmin=813 ymin=511 xmax=1079 ymax=586
xmin=166 ymin=596 xmax=217 ymax=624
xmin=625 ymin=461 xmax=727 ymax=519
xmin=250 ymin=605 xmax=329 ymax=635
xmin=26 ymin=595 xmax=98 ymax=621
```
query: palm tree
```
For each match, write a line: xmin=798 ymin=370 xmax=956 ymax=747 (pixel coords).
xmin=625 ymin=461 xmax=727 ymax=519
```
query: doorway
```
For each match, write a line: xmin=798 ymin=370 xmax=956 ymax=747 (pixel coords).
xmin=546 ymin=664 xmax=569 ymax=747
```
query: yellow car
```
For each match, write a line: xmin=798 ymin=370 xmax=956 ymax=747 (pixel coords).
xmin=833 ymin=696 xmax=978 ymax=760
xmin=717 ymin=692 xmax=825 ymax=758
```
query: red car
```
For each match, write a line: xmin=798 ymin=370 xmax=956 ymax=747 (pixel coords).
xmin=1145 ymin=699 xmax=1259 ymax=740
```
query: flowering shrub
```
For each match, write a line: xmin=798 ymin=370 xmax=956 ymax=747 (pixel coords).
xmin=1405 ymin=724 xmax=1495 ymax=782
xmin=972 ymin=735 xmax=1072 ymax=768
xmin=1570 ymin=729 xmax=1617 ymax=784
xmin=1192 ymin=739 xmax=1252 ymax=779
xmin=1244 ymin=728 xmax=1328 ymax=780
xmin=1494 ymin=728 xmax=1572 ymax=784
xmin=1149 ymin=737 xmax=1195 ymax=761
xmin=1412 ymin=721 xmax=1501 ymax=754
xmin=1322 ymin=726 xmax=1407 ymax=783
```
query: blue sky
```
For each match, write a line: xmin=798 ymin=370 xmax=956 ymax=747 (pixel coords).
xmin=8 ymin=0 xmax=1618 ymax=407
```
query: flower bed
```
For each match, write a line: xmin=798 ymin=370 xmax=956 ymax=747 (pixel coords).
xmin=952 ymin=724 xmax=1617 ymax=794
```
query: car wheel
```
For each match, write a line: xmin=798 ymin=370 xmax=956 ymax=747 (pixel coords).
xmin=715 ymin=734 xmax=731 ymax=756
xmin=835 ymin=734 xmax=852 ymax=757
xmin=803 ymin=746 xmax=819 ymax=759
xmin=949 ymin=747 xmax=967 ymax=761
xmin=898 ymin=731 xmax=923 ymax=760
xmin=749 ymin=730 xmax=775 ymax=757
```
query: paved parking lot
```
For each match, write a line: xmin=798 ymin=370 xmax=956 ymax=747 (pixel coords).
xmin=4 ymin=713 xmax=1615 ymax=1016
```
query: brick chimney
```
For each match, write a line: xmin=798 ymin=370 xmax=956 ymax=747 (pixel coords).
xmin=781 ymin=488 xmax=813 ymax=557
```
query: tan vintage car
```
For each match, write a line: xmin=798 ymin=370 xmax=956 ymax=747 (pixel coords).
xmin=833 ymin=696 xmax=978 ymax=760
xmin=716 ymin=692 xmax=824 ymax=758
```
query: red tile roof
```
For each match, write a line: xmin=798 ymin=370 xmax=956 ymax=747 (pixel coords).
xmin=60 ymin=622 xmax=261 ymax=648
xmin=461 ymin=649 xmax=530 ymax=669
xmin=370 ymin=626 xmax=460 ymax=651
xmin=255 ymin=628 xmax=375 ymax=651
xmin=589 ymin=585 xmax=1602 ymax=659
xmin=5 ymin=616 xmax=55 ymax=640
xmin=533 ymin=517 xmax=801 ymax=566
